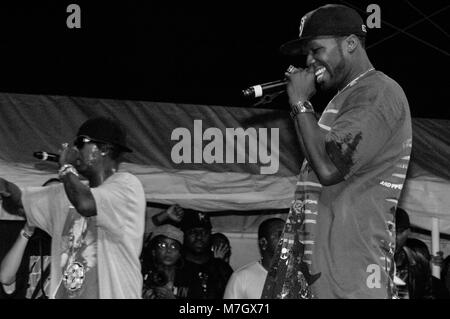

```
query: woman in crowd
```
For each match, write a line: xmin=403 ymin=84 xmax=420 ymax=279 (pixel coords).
xmin=141 ymin=224 xmax=184 ymax=299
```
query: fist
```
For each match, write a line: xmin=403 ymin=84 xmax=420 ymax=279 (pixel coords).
xmin=166 ymin=204 xmax=184 ymax=223
xmin=59 ymin=143 xmax=80 ymax=167
xmin=285 ymin=66 xmax=316 ymax=106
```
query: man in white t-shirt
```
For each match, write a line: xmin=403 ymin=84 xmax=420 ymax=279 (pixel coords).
xmin=0 ymin=117 xmax=146 ymax=299
xmin=223 ymin=218 xmax=284 ymax=299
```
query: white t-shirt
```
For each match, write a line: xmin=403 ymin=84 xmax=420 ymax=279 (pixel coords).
xmin=22 ymin=172 xmax=146 ymax=299
xmin=223 ymin=260 xmax=267 ymax=299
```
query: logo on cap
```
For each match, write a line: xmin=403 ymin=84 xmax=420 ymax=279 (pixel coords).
xmin=298 ymin=15 xmax=307 ymax=37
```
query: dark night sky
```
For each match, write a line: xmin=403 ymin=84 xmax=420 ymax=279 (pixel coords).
xmin=0 ymin=0 xmax=448 ymax=119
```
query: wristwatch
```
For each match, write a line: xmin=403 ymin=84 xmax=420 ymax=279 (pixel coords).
xmin=290 ymin=100 xmax=315 ymax=119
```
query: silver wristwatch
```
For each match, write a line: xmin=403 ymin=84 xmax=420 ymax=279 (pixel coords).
xmin=290 ymin=100 xmax=315 ymax=119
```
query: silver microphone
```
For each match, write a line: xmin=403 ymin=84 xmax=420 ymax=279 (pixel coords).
xmin=33 ymin=151 xmax=60 ymax=162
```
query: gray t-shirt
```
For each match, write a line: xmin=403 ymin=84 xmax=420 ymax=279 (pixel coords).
xmin=262 ymin=71 xmax=412 ymax=299
xmin=22 ymin=172 xmax=146 ymax=298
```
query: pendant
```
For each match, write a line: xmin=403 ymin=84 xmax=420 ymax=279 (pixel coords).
xmin=63 ymin=261 xmax=86 ymax=291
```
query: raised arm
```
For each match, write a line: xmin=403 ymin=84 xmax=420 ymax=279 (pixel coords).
xmin=286 ymin=68 xmax=344 ymax=186
xmin=58 ymin=145 xmax=97 ymax=217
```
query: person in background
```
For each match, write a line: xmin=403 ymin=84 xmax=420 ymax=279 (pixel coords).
xmin=0 ymin=178 xmax=59 ymax=299
xmin=175 ymin=210 xmax=232 ymax=299
xmin=224 ymin=218 xmax=284 ymax=299
xmin=395 ymin=208 xmax=435 ymax=299
xmin=210 ymin=232 xmax=231 ymax=265
xmin=141 ymin=224 xmax=184 ymax=299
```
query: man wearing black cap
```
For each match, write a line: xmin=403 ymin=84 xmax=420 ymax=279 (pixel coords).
xmin=0 ymin=117 xmax=146 ymax=298
xmin=175 ymin=210 xmax=233 ymax=299
xmin=262 ymin=4 xmax=412 ymax=299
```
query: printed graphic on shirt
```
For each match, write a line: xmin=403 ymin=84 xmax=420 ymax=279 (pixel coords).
xmin=55 ymin=207 xmax=98 ymax=299
xmin=26 ymin=255 xmax=51 ymax=299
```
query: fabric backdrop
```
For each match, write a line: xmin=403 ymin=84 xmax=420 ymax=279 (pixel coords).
xmin=0 ymin=92 xmax=449 ymax=236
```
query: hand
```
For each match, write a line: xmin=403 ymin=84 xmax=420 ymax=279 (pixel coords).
xmin=212 ymin=243 xmax=230 ymax=261
xmin=166 ymin=204 xmax=184 ymax=223
xmin=285 ymin=65 xmax=316 ymax=106
xmin=59 ymin=143 xmax=80 ymax=167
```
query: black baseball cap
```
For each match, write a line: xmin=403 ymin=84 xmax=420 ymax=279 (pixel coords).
xmin=280 ymin=4 xmax=367 ymax=56
xmin=180 ymin=209 xmax=212 ymax=232
xmin=77 ymin=116 xmax=132 ymax=153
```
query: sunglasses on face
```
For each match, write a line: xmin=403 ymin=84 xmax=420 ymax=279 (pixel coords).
xmin=73 ymin=135 xmax=105 ymax=150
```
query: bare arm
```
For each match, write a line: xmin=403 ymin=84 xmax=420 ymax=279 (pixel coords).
xmin=0 ymin=224 xmax=34 ymax=285
xmin=60 ymin=172 xmax=97 ymax=217
xmin=152 ymin=204 xmax=184 ymax=226
xmin=292 ymin=113 xmax=344 ymax=185
xmin=59 ymin=145 xmax=96 ymax=217
xmin=286 ymin=67 xmax=343 ymax=186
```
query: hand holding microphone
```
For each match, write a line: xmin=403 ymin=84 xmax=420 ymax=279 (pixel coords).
xmin=33 ymin=143 xmax=80 ymax=166
xmin=284 ymin=65 xmax=317 ymax=106
xmin=241 ymin=65 xmax=317 ymax=101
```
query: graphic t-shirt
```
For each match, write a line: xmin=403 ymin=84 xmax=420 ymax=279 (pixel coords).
xmin=262 ymin=71 xmax=412 ymax=299
xmin=54 ymin=208 xmax=98 ymax=298
xmin=22 ymin=172 xmax=146 ymax=299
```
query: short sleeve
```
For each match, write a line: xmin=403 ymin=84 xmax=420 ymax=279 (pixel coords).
xmin=325 ymin=86 xmax=402 ymax=179
xmin=91 ymin=173 xmax=146 ymax=238
xmin=22 ymin=184 xmax=67 ymax=235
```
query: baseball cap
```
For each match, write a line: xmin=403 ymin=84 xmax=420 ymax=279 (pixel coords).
xmin=180 ymin=210 xmax=212 ymax=232
xmin=77 ymin=116 xmax=132 ymax=153
xmin=150 ymin=224 xmax=184 ymax=245
xmin=280 ymin=4 xmax=367 ymax=56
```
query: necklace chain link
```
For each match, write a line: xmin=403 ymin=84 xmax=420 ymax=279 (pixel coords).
xmin=336 ymin=67 xmax=375 ymax=96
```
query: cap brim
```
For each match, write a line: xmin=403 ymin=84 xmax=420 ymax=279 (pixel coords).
xmin=280 ymin=37 xmax=310 ymax=56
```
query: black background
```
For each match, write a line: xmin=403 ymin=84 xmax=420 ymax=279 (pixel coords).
xmin=0 ymin=0 xmax=448 ymax=119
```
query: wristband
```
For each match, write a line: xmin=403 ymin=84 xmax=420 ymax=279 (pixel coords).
xmin=58 ymin=164 xmax=79 ymax=179
xmin=290 ymin=100 xmax=315 ymax=119
xmin=20 ymin=229 xmax=33 ymax=240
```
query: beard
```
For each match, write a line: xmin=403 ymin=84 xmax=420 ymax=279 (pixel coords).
xmin=318 ymin=58 xmax=347 ymax=94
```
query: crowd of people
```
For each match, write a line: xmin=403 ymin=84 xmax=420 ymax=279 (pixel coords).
xmin=1 ymin=200 xmax=450 ymax=299
xmin=0 ymin=4 xmax=449 ymax=299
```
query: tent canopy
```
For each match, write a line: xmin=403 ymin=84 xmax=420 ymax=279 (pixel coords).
xmin=1 ymin=92 xmax=449 ymax=235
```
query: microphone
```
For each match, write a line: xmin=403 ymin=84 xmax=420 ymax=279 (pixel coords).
xmin=242 ymin=79 xmax=287 ymax=98
xmin=33 ymin=151 xmax=60 ymax=163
